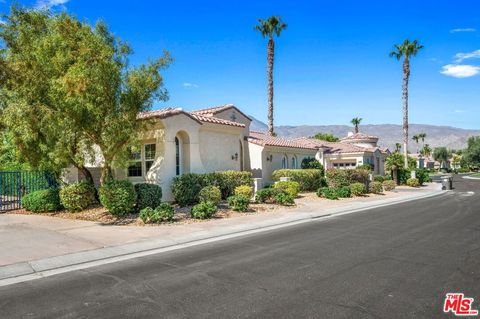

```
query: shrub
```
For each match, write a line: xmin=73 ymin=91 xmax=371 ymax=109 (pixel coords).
xmin=171 ymin=173 xmax=205 ymax=207
xmin=234 ymin=185 xmax=253 ymax=198
xmin=275 ymin=192 xmax=295 ymax=205
xmin=326 ymin=169 xmax=350 ymax=188
xmin=406 ymin=178 xmax=420 ymax=187
xmin=348 ymin=169 xmax=370 ymax=184
xmin=60 ymin=182 xmax=96 ymax=211
xmin=382 ymin=180 xmax=396 ymax=191
xmin=205 ymin=171 xmax=252 ymax=199
xmin=191 ymin=201 xmax=217 ymax=219
xmin=272 ymin=169 xmax=323 ymax=191
xmin=369 ymin=181 xmax=383 ymax=194
xmin=99 ymin=180 xmax=136 ymax=216
xmin=317 ymin=187 xmax=339 ymax=200
xmin=255 ymin=188 xmax=278 ymax=203
xmin=349 ymin=182 xmax=367 ymax=196
xmin=336 ymin=186 xmax=351 ymax=198
xmin=199 ymin=186 xmax=222 ymax=205
xmin=301 ymin=157 xmax=325 ymax=173
xmin=228 ymin=195 xmax=250 ymax=212
xmin=415 ymin=169 xmax=431 ymax=185
xmin=134 ymin=183 xmax=162 ymax=211
xmin=21 ymin=189 xmax=61 ymax=212
xmin=357 ymin=164 xmax=373 ymax=171
xmin=373 ymin=175 xmax=384 ymax=183
xmin=319 ymin=176 xmax=328 ymax=188
xmin=398 ymin=169 xmax=411 ymax=185
xmin=139 ymin=203 xmax=174 ymax=223
xmin=383 ymin=175 xmax=393 ymax=181
xmin=273 ymin=181 xmax=300 ymax=198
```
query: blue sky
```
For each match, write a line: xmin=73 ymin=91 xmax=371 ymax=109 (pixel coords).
xmin=1 ymin=0 xmax=479 ymax=129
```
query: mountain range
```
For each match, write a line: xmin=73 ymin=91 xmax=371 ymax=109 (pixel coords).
xmin=249 ymin=117 xmax=479 ymax=152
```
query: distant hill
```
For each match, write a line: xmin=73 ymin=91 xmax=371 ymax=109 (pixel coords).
xmin=249 ymin=116 xmax=479 ymax=152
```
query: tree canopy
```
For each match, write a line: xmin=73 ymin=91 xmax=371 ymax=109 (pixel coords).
xmin=462 ymin=136 xmax=480 ymax=168
xmin=312 ymin=132 xmax=339 ymax=142
xmin=0 ymin=8 xmax=172 ymax=183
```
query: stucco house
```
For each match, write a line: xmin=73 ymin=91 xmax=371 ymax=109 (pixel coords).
xmin=64 ymin=104 xmax=390 ymax=200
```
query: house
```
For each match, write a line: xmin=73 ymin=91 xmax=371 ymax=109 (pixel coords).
xmin=63 ymin=104 xmax=390 ymax=200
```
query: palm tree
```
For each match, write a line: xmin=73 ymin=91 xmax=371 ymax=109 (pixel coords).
xmin=385 ymin=153 xmax=404 ymax=185
xmin=390 ymin=39 xmax=424 ymax=168
xmin=254 ymin=16 xmax=287 ymax=136
xmin=412 ymin=134 xmax=420 ymax=153
xmin=421 ymin=144 xmax=432 ymax=157
xmin=418 ymin=132 xmax=427 ymax=150
xmin=395 ymin=143 xmax=402 ymax=153
xmin=350 ymin=117 xmax=362 ymax=134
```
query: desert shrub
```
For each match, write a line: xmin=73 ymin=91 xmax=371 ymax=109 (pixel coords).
xmin=398 ymin=169 xmax=411 ymax=185
xmin=21 ymin=188 xmax=61 ymax=212
xmin=336 ymin=186 xmax=351 ymax=198
xmin=204 ymin=171 xmax=252 ymax=199
xmin=134 ymin=183 xmax=162 ymax=211
xmin=60 ymin=182 xmax=96 ymax=211
xmin=348 ymin=169 xmax=370 ymax=184
xmin=234 ymin=185 xmax=253 ymax=198
xmin=198 ymin=186 xmax=222 ymax=205
xmin=171 ymin=173 xmax=205 ymax=207
xmin=301 ymin=158 xmax=325 ymax=173
xmin=349 ymin=182 xmax=367 ymax=196
xmin=191 ymin=201 xmax=217 ymax=219
xmin=275 ymin=192 xmax=295 ymax=205
xmin=255 ymin=188 xmax=293 ymax=205
xmin=139 ymin=203 xmax=174 ymax=223
xmin=382 ymin=180 xmax=396 ymax=191
xmin=273 ymin=181 xmax=300 ymax=198
xmin=317 ymin=187 xmax=339 ymax=200
xmin=373 ymin=175 xmax=384 ymax=183
xmin=326 ymin=169 xmax=350 ymax=188
xmin=406 ymin=178 xmax=420 ymax=187
xmin=415 ymin=169 xmax=431 ymax=185
xmin=228 ymin=195 xmax=250 ymax=212
xmin=369 ymin=181 xmax=383 ymax=194
xmin=99 ymin=180 xmax=136 ymax=216
xmin=357 ymin=164 xmax=373 ymax=171
xmin=319 ymin=176 xmax=328 ymax=188
xmin=272 ymin=169 xmax=323 ymax=191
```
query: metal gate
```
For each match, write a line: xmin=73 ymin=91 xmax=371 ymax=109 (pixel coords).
xmin=0 ymin=171 xmax=57 ymax=212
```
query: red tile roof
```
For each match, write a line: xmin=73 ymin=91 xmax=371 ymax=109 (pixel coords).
xmin=340 ymin=132 xmax=379 ymax=141
xmin=292 ymin=137 xmax=389 ymax=155
xmin=248 ymin=132 xmax=318 ymax=150
xmin=192 ymin=104 xmax=252 ymax=121
xmin=190 ymin=113 xmax=245 ymax=128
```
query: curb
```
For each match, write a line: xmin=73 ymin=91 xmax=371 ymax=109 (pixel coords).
xmin=463 ymin=176 xmax=480 ymax=180
xmin=0 ymin=187 xmax=445 ymax=287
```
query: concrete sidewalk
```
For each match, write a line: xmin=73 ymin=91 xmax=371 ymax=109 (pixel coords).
xmin=0 ymin=183 xmax=443 ymax=285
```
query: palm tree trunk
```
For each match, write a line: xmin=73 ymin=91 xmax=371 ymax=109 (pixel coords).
xmin=267 ymin=37 xmax=275 ymax=136
xmin=402 ymin=58 xmax=410 ymax=168
xmin=100 ymin=165 xmax=113 ymax=185
xmin=354 ymin=124 xmax=359 ymax=134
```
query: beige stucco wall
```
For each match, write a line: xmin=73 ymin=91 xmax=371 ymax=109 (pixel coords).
xmin=199 ymin=125 xmax=243 ymax=172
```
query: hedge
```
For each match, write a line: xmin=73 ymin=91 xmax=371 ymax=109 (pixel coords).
xmin=326 ymin=169 xmax=370 ymax=188
xmin=271 ymin=169 xmax=323 ymax=191
xmin=99 ymin=180 xmax=137 ymax=216
xmin=21 ymin=188 xmax=62 ymax=212
xmin=134 ymin=183 xmax=162 ymax=211
xmin=60 ymin=182 xmax=96 ymax=212
xmin=273 ymin=181 xmax=300 ymax=198
xmin=199 ymin=186 xmax=222 ymax=205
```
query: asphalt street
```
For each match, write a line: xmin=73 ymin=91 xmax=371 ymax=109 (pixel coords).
xmin=0 ymin=176 xmax=479 ymax=318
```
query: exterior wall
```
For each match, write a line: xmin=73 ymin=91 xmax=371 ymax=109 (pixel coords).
xmin=199 ymin=125 xmax=243 ymax=172
xmin=325 ymin=154 xmax=363 ymax=170
xmin=248 ymin=143 xmax=265 ymax=179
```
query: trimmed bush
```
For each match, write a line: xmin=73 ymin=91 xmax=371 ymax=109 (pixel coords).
xmin=271 ymin=169 xmax=323 ymax=191
xmin=171 ymin=173 xmax=205 ymax=207
xmin=357 ymin=164 xmax=373 ymax=171
xmin=348 ymin=169 xmax=370 ymax=184
xmin=21 ymin=189 xmax=61 ymax=212
xmin=205 ymin=171 xmax=252 ymax=199
xmin=336 ymin=186 xmax=351 ymax=198
xmin=255 ymin=188 xmax=293 ymax=205
xmin=228 ymin=195 xmax=250 ymax=212
xmin=60 ymin=182 xmax=96 ymax=211
xmin=373 ymin=175 xmax=384 ymax=183
xmin=191 ymin=201 xmax=217 ymax=219
xmin=199 ymin=186 xmax=222 ymax=205
xmin=301 ymin=157 xmax=325 ymax=173
xmin=350 ymin=182 xmax=367 ymax=196
xmin=234 ymin=185 xmax=253 ymax=198
xmin=406 ymin=178 xmax=420 ymax=187
xmin=274 ymin=181 xmax=300 ymax=198
xmin=317 ymin=187 xmax=339 ymax=200
xmin=326 ymin=168 xmax=370 ymax=188
xmin=415 ymin=169 xmax=431 ymax=185
xmin=99 ymin=180 xmax=136 ymax=216
xmin=382 ymin=180 xmax=396 ymax=191
xmin=139 ymin=203 xmax=174 ymax=223
xmin=369 ymin=181 xmax=383 ymax=194
xmin=134 ymin=183 xmax=162 ymax=211
xmin=275 ymin=192 xmax=295 ymax=205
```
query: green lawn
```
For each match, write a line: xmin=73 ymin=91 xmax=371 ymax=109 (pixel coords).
xmin=472 ymin=172 xmax=480 ymax=177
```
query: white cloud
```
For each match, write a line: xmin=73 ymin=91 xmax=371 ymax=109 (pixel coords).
xmin=450 ymin=28 xmax=476 ymax=33
xmin=183 ymin=82 xmax=199 ymax=88
xmin=454 ymin=49 xmax=480 ymax=63
xmin=454 ymin=109 xmax=466 ymax=113
xmin=35 ymin=0 xmax=69 ymax=9
xmin=441 ymin=64 xmax=480 ymax=78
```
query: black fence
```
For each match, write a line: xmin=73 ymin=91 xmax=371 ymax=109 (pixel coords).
xmin=0 ymin=171 xmax=57 ymax=212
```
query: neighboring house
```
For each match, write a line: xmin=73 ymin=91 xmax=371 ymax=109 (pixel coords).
xmin=64 ymin=105 xmax=390 ymax=200
xmin=411 ymin=153 xmax=435 ymax=169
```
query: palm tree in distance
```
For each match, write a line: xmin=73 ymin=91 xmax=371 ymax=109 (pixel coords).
xmin=421 ymin=144 xmax=432 ymax=157
xmin=254 ymin=16 xmax=287 ymax=136
xmin=350 ymin=117 xmax=362 ymax=134
xmin=412 ymin=134 xmax=420 ymax=153
xmin=395 ymin=143 xmax=402 ymax=153
xmin=390 ymin=39 xmax=424 ymax=168
xmin=418 ymin=132 xmax=427 ymax=148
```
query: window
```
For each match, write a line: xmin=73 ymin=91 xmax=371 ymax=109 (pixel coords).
xmin=291 ymin=156 xmax=297 ymax=169
xmin=175 ymin=137 xmax=181 ymax=176
xmin=128 ymin=149 xmax=142 ymax=177
xmin=145 ymin=144 xmax=156 ymax=172
xmin=282 ymin=155 xmax=288 ymax=169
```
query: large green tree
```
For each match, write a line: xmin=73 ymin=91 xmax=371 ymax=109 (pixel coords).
xmin=0 ymin=8 xmax=171 ymax=184
xmin=390 ymin=39 xmax=424 ymax=168
xmin=254 ymin=16 xmax=287 ymax=136
xmin=462 ymin=136 xmax=480 ymax=168
xmin=433 ymin=147 xmax=450 ymax=169
xmin=313 ymin=132 xmax=339 ymax=142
